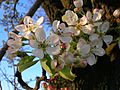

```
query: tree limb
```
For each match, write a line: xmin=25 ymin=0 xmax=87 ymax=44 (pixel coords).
xmin=0 ymin=0 xmax=43 ymax=61
xmin=15 ymin=70 xmax=33 ymax=90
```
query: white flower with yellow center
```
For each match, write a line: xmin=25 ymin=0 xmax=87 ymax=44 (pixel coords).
xmin=30 ymin=27 xmax=61 ymax=59
xmin=62 ymin=10 xmax=78 ymax=26
xmin=15 ymin=16 xmax=44 ymax=39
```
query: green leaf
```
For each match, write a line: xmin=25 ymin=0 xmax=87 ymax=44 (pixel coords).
xmin=40 ymin=54 xmax=55 ymax=76
xmin=18 ymin=56 xmax=38 ymax=72
xmin=58 ymin=66 xmax=76 ymax=81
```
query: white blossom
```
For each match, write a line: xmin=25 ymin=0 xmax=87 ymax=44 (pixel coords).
xmin=62 ymin=10 xmax=78 ymax=25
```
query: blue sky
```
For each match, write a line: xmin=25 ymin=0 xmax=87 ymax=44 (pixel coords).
xmin=0 ymin=0 xmax=51 ymax=90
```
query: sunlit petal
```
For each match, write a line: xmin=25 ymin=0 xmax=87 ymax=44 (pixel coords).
xmin=52 ymin=20 xmax=60 ymax=32
xmin=80 ymin=15 xmax=88 ymax=25
xmin=35 ymin=16 xmax=44 ymax=25
xmin=82 ymin=24 xmax=94 ymax=35
xmin=73 ymin=0 xmax=83 ymax=8
xmin=62 ymin=10 xmax=78 ymax=25
xmin=24 ymin=16 xmax=33 ymax=24
xmin=15 ymin=24 xmax=27 ymax=32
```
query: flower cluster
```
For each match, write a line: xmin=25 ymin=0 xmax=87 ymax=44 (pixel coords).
xmin=6 ymin=0 xmax=120 ymax=81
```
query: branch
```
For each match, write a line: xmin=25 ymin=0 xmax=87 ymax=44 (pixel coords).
xmin=15 ymin=69 xmax=46 ymax=90
xmin=0 ymin=0 xmax=43 ymax=61
xmin=33 ymin=76 xmax=45 ymax=90
xmin=15 ymin=70 xmax=33 ymax=90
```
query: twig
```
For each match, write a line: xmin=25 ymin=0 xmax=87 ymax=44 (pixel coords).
xmin=33 ymin=76 xmax=45 ymax=90
xmin=15 ymin=70 xmax=33 ymax=90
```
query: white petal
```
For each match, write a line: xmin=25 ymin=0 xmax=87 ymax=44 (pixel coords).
xmin=77 ymin=38 xmax=87 ymax=50
xmin=80 ymin=15 xmax=88 ymax=25
xmin=22 ymin=31 xmax=31 ymax=39
xmin=86 ymin=11 xmax=92 ymax=21
xmin=46 ymin=33 xmax=59 ymax=45
xmin=35 ymin=16 xmax=44 ymax=25
xmin=15 ymin=25 xmax=27 ymax=32
xmin=52 ymin=20 xmax=60 ymax=32
xmin=89 ymin=33 xmax=99 ymax=42
xmin=93 ymin=47 xmax=105 ymax=56
xmin=100 ymin=21 xmax=109 ymax=33
xmin=95 ymin=39 xmax=103 ymax=48
xmin=7 ymin=39 xmax=15 ymax=46
xmin=9 ymin=32 xmax=21 ymax=40
xmin=62 ymin=10 xmax=78 ymax=25
xmin=32 ymin=49 xmax=44 ymax=59
xmin=24 ymin=16 xmax=33 ymax=24
xmin=113 ymin=9 xmax=120 ymax=18
xmin=80 ymin=44 xmax=91 ymax=56
xmin=93 ymin=12 xmax=102 ymax=22
xmin=82 ymin=24 xmax=94 ymax=35
xmin=58 ymin=23 xmax=66 ymax=30
xmin=46 ymin=45 xmax=61 ymax=55
xmin=73 ymin=0 xmax=83 ymax=8
xmin=35 ymin=27 xmax=46 ymax=42
xmin=29 ymin=39 xmax=39 ymax=48
xmin=103 ymin=35 xmax=113 ymax=45
xmin=86 ymin=54 xmax=96 ymax=66
xmin=60 ymin=36 xmax=72 ymax=43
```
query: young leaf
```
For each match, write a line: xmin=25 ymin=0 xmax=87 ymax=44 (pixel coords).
xmin=18 ymin=56 xmax=38 ymax=72
xmin=40 ymin=54 xmax=55 ymax=76
xmin=58 ymin=66 xmax=76 ymax=81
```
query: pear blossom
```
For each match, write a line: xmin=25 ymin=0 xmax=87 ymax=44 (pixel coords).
xmin=15 ymin=16 xmax=44 ymax=39
xmin=98 ymin=21 xmax=113 ymax=45
xmin=80 ymin=9 xmax=104 ymax=25
xmin=62 ymin=10 xmax=78 ymax=25
xmin=30 ymin=27 xmax=61 ymax=59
